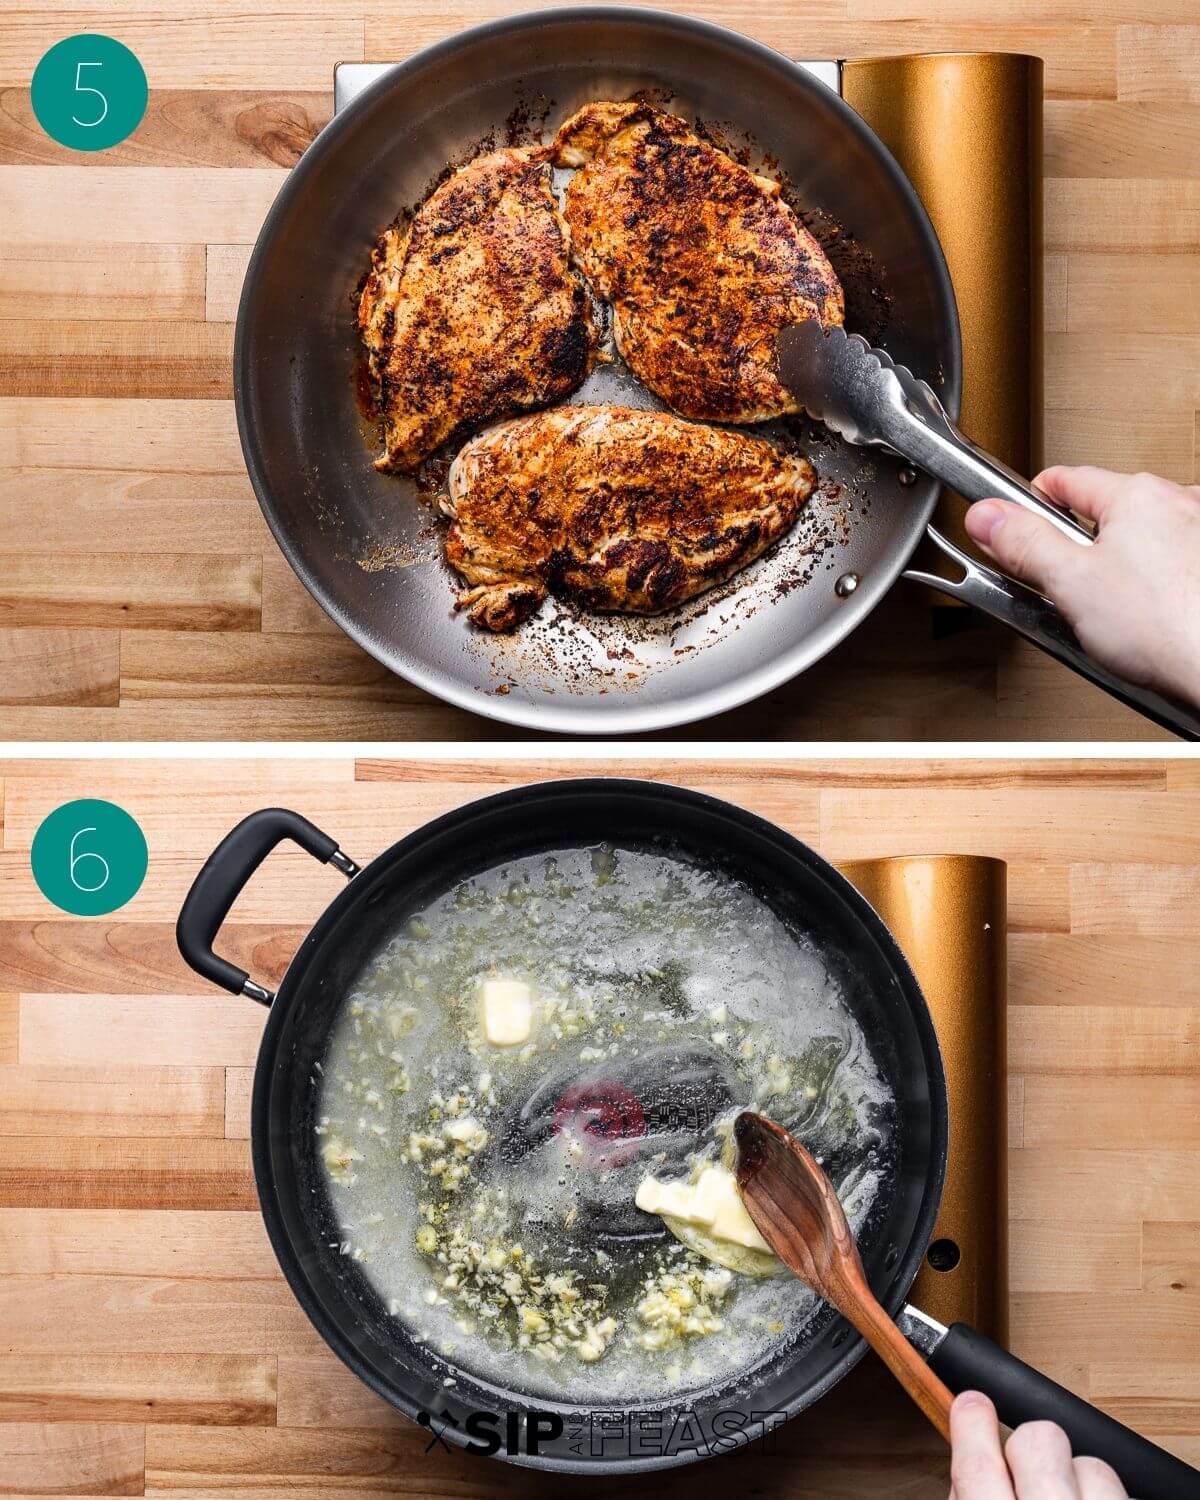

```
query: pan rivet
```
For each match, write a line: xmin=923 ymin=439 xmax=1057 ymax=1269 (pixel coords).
xmin=834 ymin=571 xmax=860 ymax=599
xmin=898 ymin=466 xmax=918 ymax=487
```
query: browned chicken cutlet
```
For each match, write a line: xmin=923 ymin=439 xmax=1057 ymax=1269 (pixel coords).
xmin=553 ymin=101 xmax=844 ymax=424
xmin=442 ymin=405 xmax=816 ymax=631
xmin=358 ymin=146 xmax=597 ymax=472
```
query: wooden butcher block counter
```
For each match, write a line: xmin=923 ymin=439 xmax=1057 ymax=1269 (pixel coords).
xmin=0 ymin=756 xmax=1198 ymax=1494
xmin=2 ymin=2 xmax=1199 ymax=741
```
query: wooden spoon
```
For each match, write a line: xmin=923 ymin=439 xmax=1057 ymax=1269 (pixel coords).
xmin=734 ymin=1109 xmax=953 ymax=1440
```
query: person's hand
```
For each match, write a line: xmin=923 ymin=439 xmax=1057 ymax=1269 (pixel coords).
xmin=949 ymin=1391 xmax=1127 ymax=1499
xmin=963 ymin=466 xmax=1200 ymax=708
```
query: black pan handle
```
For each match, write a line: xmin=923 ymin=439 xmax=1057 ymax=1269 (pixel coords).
xmin=904 ymin=528 xmax=1200 ymax=741
xmin=176 ymin=808 xmax=359 ymax=1005
xmin=929 ymin=1322 xmax=1198 ymax=1500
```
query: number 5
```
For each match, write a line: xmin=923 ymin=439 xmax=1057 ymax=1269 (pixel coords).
xmin=69 ymin=827 xmax=110 ymax=893
xmin=72 ymin=61 xmax=108 ymax=128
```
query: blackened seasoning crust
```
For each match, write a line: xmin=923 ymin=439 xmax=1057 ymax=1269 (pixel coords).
xmin=358 ymin=146 xmax=597 ymax=473
xmin=441 ymin=406 xmax=816 ymax=631
xmin=554 ymin=101 xmax=844 ymax=424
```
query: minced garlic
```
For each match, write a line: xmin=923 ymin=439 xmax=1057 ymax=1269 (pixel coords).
xmin=322 ymin=1137 xmax=364 ymax=1184
xmin=634 ymin=1265 xmax=733 ymax=1351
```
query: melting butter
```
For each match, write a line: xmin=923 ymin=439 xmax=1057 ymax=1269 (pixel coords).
xmin=636 ymin=1163 xmax=775 ymax=1257
xmin=479 ymin=978 xmax=533 ymax=1046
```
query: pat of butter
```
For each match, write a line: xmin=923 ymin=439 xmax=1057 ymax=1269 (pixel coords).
xmin=636 ymin=1164 xmax=774 ymax=1255
xmin=479 ymin=978 xmax=533 ymax=1047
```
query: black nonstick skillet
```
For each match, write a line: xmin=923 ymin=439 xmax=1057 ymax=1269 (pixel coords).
xmin=177 ymin=781 xmax=1199 ymax=1492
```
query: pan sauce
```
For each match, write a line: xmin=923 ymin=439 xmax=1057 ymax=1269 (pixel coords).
xmin=315 ymin=845 xmax=896 ymax=1401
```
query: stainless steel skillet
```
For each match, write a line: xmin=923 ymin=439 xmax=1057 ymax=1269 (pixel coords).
xmin=236 ymin=6 xmax=961 ymax=734
xmin=240 ymin=7 xmax=1200 ymax=738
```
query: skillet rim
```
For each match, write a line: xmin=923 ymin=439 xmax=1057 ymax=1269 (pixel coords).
xmin=248 ymin=777 xmax=950 ymax=1472
xmin=234 ymin=6 xmax=963 ymax=736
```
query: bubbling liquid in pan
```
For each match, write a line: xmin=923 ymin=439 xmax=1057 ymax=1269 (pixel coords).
xmin=316 ymin=845 xmax=895 ymax=1402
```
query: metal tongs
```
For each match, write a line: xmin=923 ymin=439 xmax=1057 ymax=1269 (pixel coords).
xmin=777 ymin=321 xmax=1200 ymax=741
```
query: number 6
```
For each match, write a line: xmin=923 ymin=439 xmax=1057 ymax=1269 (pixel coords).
xmin=72 ymin=61 xmax=108 ymax=128
xmin=69 ymin=827 xmax=110 ymax=893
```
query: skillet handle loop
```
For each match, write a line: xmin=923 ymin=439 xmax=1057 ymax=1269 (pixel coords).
xmin=904 ymin=529 xmax=1200 ymax=741
xmin=929 ymin=1322 xmax=1200 ymax=1500
xmin=176 ymin=808 xmax=359 ymax=1005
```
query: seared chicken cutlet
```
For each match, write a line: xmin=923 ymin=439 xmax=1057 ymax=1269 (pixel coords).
xmin=358 ymin=146 xmax=597 ymax=472
xmin=554 ymin=101 xmax=844 ymax=424
xmin=442 ymin=405 xmax=816 ymax=631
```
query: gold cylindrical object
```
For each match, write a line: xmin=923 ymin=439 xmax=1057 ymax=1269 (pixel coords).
xmin=840 ymin=855 xmax=1008 ymax=1343
xmin=844 ymin=54 xmax=1043 ymax=571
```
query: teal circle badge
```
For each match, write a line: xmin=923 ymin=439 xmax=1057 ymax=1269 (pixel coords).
xmin=31 ymin=34 xmax=147 ymax=152
xmin=31 ymin=799 xmax=148 ymax=916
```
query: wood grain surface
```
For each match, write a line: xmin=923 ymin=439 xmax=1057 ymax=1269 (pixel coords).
xmin=0 ymin=755 xmax=1197 ymax=1496
xmin=2 ymin=2 xmax=1198 ymax=741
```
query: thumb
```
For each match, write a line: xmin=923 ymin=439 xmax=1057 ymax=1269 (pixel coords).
xmin=964 ymin=500 xmax=1084 ymax=598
